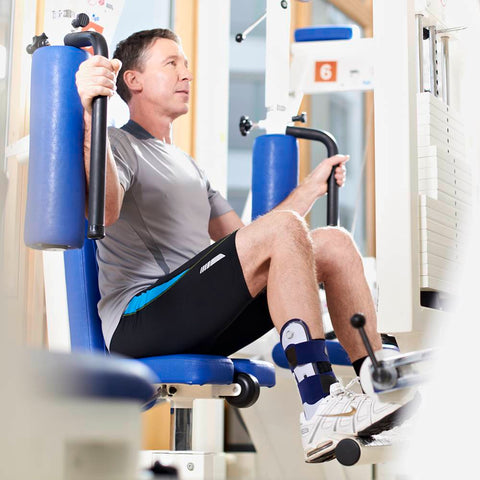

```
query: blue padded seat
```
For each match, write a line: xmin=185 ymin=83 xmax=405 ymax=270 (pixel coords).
xmin=138 ymin=354 xmax=234 ymax=385
xmin=29 ymin=349 xmax=156 ymax=403
xmin=63 ymin=231 xmax=275 ymax=390
xmin=64 ymin=235 xmax=105 ymax=353
xmin=294 ymin=25 xmax=358 ymax=43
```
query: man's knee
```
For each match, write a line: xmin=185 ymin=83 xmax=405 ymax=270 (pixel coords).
xmin=240 ymin=210 xmax=315 ymax=265
xmin=267 ymin=210 xmax=311 ymax=248
xmin=311 ymin=227 xmax=362 ymax=270
xmin=236 ymin=210 xmax=313 ymax=296
xmin=312 ymin=226 xmax=355 ymax=248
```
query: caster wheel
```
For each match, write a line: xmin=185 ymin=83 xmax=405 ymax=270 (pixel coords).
xmin=226 ymin=372 xmax=260 ymax=408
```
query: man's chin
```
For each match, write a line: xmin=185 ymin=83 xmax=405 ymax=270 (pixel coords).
xmin=173 ymin=105 xmax=189 ymax=119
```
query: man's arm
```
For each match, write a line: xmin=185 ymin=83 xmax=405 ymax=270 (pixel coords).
xmin=76 ymin=55 xmax=124 ymax=226
xmin=208 ymin=154 xmax=347 ymax=240
xmin=274 ymin=154 xmax=349 ymax=218
xmin=209 ymin=210 xmax=245 ymax=241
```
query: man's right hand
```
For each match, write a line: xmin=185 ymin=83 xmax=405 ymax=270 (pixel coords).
xmin=75 ymin=56 xmax=122 ymax=115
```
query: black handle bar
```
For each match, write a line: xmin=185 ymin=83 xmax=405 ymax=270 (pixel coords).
xmin=64 ymin=31 xmax=108 ymax=240
xmin=285 ymin=126 xmax=340 ymax=226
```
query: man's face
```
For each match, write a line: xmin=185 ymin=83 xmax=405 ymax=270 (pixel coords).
xmin=135 ymin=38 xmax=192 ymax=120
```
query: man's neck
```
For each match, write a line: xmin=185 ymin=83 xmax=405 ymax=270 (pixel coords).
xmin=129 ymin=105 xmax=173 ymax=144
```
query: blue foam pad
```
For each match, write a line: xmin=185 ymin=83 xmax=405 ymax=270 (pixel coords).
xmin=29 ymin=350 xmax=156 ymax=403
xmin=138 ymin=354 xmax=235 ymax=385
xmin=272 ymin=339 xmax=352 ymax=368
xmin=25 ymin=46 xmax=88 ymax=250
xmin=232 ymin=358 xmax=276 ymax=387
xmin=252 ymin=134 xmax=298 ymax=219
xmin=64 ymin=228 xmax=106 ymax=353
xmin=325 ymin=339 xmax=351 ymax=366
xmin=295 ymin=25 xmax=357 ymax=43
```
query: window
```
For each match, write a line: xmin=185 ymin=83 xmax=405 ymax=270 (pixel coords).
xmin=227 ymin=0 xmax=369 ymax=254
xmin=308 ymin=1 xmax=367 ymax=253
xmin=228 ymin=0 xmax=266 ymax=217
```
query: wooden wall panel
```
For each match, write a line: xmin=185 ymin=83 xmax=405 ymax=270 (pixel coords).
xmin=3 ymin=0 xmax=46 ymax=348
xmin=172 ymin=0 xmax=198 ymax=157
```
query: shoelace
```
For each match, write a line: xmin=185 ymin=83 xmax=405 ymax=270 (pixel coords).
xmin=330 ymin=377 xmax=362 ymax=398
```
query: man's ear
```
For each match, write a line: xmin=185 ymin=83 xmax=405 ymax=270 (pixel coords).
xmin=123 ymin=70 xmax=142 ymax=94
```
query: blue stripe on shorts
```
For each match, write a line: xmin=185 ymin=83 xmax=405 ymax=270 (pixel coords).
xmin=123 ymin=270 xmax=189 ymax=315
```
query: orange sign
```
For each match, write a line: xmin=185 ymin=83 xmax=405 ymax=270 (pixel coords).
xmin=315 ymin=61 xmax=337 ymax=82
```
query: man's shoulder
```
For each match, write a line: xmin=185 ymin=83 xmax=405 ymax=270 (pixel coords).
xmin=108 ymin=126 xmax=141 ymax=153
xmin=108 ymin=125 xmax=129 ymax=141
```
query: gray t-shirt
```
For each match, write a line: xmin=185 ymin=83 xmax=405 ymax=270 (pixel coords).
xmin=97 ymin=120 xmax=233 ymax=348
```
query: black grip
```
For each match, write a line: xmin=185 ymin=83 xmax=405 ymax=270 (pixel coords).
xmin=285 ymin=126 xmax=340 ymax=226
xmin=64 ymin=32 xmax=108 ymax=240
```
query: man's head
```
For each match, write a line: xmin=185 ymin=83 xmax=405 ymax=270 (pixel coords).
xmin=113 ymin=29 xmax=192 ymax=119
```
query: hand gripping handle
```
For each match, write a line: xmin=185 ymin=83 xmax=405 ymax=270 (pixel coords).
xmin=285 ymin=126 xmax=340 ymax=226
xmin=64 ymin=31 xmax=109 ymax=239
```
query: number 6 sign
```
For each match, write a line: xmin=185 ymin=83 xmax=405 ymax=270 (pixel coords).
xmin=315 ymin=61 xmax=337 ymax=82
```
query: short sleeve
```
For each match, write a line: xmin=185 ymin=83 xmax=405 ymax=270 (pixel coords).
xmin=107 ymin=127 xmax=137 ymax=191
xmin=206 ymin=179 xmax=234 ymax=219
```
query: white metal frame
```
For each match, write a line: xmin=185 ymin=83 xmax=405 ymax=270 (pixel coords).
xmin=372 ymin=0 xmax=478 ymax=334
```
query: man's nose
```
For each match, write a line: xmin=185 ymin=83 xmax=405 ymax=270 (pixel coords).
xmin=180 ymin=66 xmax=193 ymax=82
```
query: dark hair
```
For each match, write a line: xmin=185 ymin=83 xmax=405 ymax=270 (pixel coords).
xmin=113 ymin=28 xmax=180 ymax=103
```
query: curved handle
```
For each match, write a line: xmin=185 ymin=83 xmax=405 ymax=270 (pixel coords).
xmin=285 ymin=126 xmax=340 ymax=226
xmin=64 ymin=31 xmax=109 ymax=239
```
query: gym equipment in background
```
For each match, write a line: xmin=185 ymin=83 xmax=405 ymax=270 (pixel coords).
xmin=25 ymin=30 xmax=108 ymax=250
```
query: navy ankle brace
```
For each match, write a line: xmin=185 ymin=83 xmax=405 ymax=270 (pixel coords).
xmin=280 ymin=319 xmax=337 ymax=404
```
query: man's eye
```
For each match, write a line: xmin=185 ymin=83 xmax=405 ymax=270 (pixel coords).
xmin=169 ymin=61 xmax=176 ymax=66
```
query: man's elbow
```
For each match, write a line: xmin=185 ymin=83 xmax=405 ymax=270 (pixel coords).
xmin=104 ymin=207 xmax=121 ymax=227
xmin=104 ymin=186 xmax=124 ymax=227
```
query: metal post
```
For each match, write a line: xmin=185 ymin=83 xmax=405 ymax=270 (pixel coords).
xmin=416 ymin=14 xmax=424 ymax=93
xmin=441 ymin=36 xmax=450 ymax=105
xmin=428 ymin=26 xmax=439 ymax=97
xmin=264 ymin=0 xmax=291 ymax=133
xmin=172 ymin=408 xmax=193 ymax=451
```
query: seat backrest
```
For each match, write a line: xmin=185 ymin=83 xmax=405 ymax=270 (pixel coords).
xmin=64 ymin=234 xmax=106 ymax=353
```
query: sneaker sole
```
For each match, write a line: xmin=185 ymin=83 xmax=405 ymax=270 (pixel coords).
xmin=305 ymin=440 xmax=336 ymax=463
xmin=357 ymin=392 xmax=421 ymax=437
xmin=305 ymin=393 xmax=421 ymax=464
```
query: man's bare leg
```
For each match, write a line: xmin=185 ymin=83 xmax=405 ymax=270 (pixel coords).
xmin=311 ymin=226 xmax=382 ymax=362
xmin=236 ymin=212 xmax=381 ymax=362
xmin=236 ymin=215 xmax=416 ymax=464
xmin=235 ymin=210 xmax=323 ymax=338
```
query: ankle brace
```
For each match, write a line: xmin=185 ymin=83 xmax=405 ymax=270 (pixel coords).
xmin=280 ymin=319 xmax=337 ymax=414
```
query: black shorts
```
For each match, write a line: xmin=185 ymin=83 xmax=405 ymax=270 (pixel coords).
xmin=110 ymin=231 xmax=274 ymax=358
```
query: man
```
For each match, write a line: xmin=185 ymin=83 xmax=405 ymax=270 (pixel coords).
xmin=76 ymin=28 xmax=415 ymax=463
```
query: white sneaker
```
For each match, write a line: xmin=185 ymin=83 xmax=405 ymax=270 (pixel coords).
xmin=301 ymin=378 xmax=419 ymax=463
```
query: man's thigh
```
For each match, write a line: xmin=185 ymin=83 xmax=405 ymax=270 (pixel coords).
xmin=110 ymin=231 xmax=272 ymax=358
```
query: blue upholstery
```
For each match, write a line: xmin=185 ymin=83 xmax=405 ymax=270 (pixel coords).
xmin=325 ymin=339 xmax=352 ymax=366
xmin=294 ymin=25 xmax=357 ymax=43
xmin=272 ymin=341 xmax=401 ymax=370
xmin=29 ymin=349 xmax=156 ymax=403
xmin=64 ymin=230 xmax=275 ymax=390
xmin=232 ymin=359 xmax=276 ymax=387
xmin=64 ymin=238 xmax=105 ymax=353
xmin=272 ymin=339 xmax=352 ymax=368
xmin=138 ymin=354 xmax=234 ymax=385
